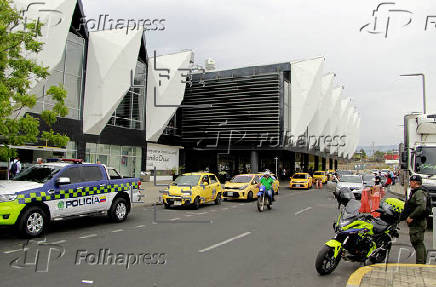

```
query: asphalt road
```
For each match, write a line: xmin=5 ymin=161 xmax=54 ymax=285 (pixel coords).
xmin=0 ymin=183 xmax=427 ymax=287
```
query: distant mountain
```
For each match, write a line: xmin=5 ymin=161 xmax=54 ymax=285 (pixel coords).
xmin=356 ymin=145 xmax=398 ymax=156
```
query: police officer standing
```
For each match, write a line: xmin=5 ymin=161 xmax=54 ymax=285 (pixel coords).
xmin=401 ymin=175 xmax=427 ymax=264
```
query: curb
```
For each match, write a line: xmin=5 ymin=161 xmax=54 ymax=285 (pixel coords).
xmin=346 ymin=263 xmax=436 ymax=287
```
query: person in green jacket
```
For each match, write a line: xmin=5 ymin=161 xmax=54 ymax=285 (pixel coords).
xmin=259 ymin=171 xmax=275 ymax=202
xmin=401 ymin=175 xmax=427 ymax=264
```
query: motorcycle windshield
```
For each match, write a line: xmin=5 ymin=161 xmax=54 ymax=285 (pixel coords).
xmin=343 ymin=199 xmax=360 ymax=219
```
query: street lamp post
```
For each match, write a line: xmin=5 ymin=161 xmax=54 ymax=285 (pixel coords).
xmin=400 ymin=73 xmax=427 ymax=114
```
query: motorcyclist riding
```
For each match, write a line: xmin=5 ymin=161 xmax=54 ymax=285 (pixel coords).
xmin=259 ymin=170 xmax=275 ymax=202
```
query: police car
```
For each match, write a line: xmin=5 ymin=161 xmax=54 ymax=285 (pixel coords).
xmin=0 ymin=161 xmax=140 ymax=237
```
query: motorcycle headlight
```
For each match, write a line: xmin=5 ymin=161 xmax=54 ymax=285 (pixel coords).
xmin=0 ymin=194 xmax=18 ymax=202
xmin=239 ymin=185 xmax=248 ymax=190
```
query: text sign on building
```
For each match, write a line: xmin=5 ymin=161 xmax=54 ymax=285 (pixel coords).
xmin=146 ymin=143 xmax=180 ymax=171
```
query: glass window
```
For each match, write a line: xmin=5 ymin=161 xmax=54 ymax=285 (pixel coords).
xmin=86 ymin=143 xmax=97 ymax=154
xmin=29 ymin=32 xmax=84 ymax=120
xmin=107 ymin=60 xmax=145 ymax=130
xmin=60 ymin=166 xmax=82 ymax=184
xmin=98 ymin=144 xmax=110 ymax=155
xmin=81 ymin=166 xmax=104 ymax=182
xmin=111 ymin=145 xmax=121 ymax=156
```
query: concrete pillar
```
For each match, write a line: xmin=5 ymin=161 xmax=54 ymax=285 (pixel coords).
xmin=251 ymin=151 xmax=259 ymax=173
xmin=303 ymin=153 xmax=309 ymax=172
xmin=289 ymin=151 xmax=295 ymax=176
xmin=322 ymin=158 xmax=326 ymax=171
xmin=334 ymin=159 xmax=338 ymax=170
xmin=314 ymin=156 xmax=319 ymax=171
xmin=329 ymin=158 xmax=333 ymax=169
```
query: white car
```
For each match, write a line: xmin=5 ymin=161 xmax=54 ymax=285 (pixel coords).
xmin=335 ymin=175 xmax=364 ymax=199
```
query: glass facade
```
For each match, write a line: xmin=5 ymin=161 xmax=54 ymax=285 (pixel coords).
xmin=32 ymin=32 xmax=85 ymax=120
xmin=107 ymin=60 xmax=146 ymax=129
xmin=85 ymin=143 xmax=142 ymax=178
xmin=65 ymin=141 xmax=77 ymax=159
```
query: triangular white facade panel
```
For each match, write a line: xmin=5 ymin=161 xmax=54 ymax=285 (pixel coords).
xmin=83 ymin=29 xmax=143 ymax=135
xmin=146 ymin=51 xmax=193 ymax=142
xmin=13 ymin=0 xmax=76 ymax=72
xmin=290 ymin=57 xmax=324 ymax=138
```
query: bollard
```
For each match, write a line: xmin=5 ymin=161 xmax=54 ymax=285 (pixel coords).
xmin=433 ymin=207 xmax=436 ymax=249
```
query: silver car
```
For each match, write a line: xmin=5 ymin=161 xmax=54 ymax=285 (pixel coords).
xmin=335 ymin=175 xmax=364 ymax=199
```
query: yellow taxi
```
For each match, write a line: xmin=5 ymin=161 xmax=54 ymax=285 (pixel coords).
xmin=290 ymin=173 xmax=313 ymax=189
xmin=223 ymin=174 xmax=280 ymax=201
xmin=313 ymin=170 xmax=328 ymax=184
xmin=162 ymin=172 xmax=222 ymax=209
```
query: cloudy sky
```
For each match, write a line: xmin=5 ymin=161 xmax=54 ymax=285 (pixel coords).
xmin=83 ymin=0 xmax=436 ymax=146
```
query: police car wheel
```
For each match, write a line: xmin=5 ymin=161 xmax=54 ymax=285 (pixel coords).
xmin=19 ymin=206 xmax=47 ymax=237
xmin=110 ymin=198 xmax=128 ymax=222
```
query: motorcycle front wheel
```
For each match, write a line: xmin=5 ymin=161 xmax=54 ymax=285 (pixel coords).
xmin=257 ymin=194 xmax=265 ymax=212
xmin=315 ymin=245 xmax=341 ymax=275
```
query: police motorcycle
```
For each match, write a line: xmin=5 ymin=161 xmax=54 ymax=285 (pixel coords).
xmin=257 ymin=185 xmax=272 ymax=212
xmin=315 ymin=187 xmax=405 ymax=275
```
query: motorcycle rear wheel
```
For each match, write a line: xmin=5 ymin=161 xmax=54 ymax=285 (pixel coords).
xmin=315 ymin=245 xmax=341 ymax=275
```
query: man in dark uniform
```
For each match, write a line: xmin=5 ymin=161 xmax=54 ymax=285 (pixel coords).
xmin=401 ymin=175 xmax=427 ymax=264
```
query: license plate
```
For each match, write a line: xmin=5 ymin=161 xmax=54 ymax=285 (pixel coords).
xmin=227 ymin=192 xmax=233 ymax=196
xmin=296 ymin=184 xmax=302 ymax=187
xmin=174 ymin=201 xmax=182 ymax=206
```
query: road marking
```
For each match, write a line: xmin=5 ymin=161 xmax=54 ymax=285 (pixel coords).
xmin=198 ymin=232 xmax=251 ymax=253
xmin=169 ymin=217 xmax=181 ymax=221
xmin=231 ymin=205 xmax=238 ymax=208
xmin=82 ymin=280 xmax=94 ymax=284
xmin=112 ymin=229 xmax=124 ymax=233
xmin=238 ymin=203 xmax=245 ymax=206
xmin=222 ymin=208 xmax=229 ymax=210
xmin=79 ymin=234 xmax=98 ymax=239
xmin=3 ymin=249 xmax=22 ymax=254
xmin=135 ymin=225 xmax=145 ymax=228
xmin=187 ymin=211 xmax=208 ymax=215
xmin=294 ymin=207 xmax=312 ymax=216
xmin=51 ymin=240 xmax=67 ymax=245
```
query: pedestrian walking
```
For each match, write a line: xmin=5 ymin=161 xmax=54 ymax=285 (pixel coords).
xmin=9 ymin=156 xmax=21 ymax=179
xmin=401 ymin=175 xmax=428 ymax=264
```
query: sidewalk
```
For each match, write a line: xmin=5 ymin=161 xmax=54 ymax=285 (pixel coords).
xmin=132 ymin=180 xmax=171 ymax=207
xmin=386 ymin=183 xmax=406 ymax=199
xmin=347 ymin=264 xmax=436 ymax=287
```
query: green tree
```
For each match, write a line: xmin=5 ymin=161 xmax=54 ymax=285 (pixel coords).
xmin=373 ymin=151 xmax=385 ymax=162
xmin=0 ymin=0 xmax=69 ymax=161
xmin=359 ymin=148 xmax=367 ymax=159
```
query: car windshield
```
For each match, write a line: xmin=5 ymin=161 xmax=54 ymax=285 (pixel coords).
xmin=415 ymin=146 xmax=436 ymax=176
xmin=363 ymin=174 xmax=375 ymax=181
xmin=314 ymin=172 xmax=324 ymax=175
xmin=339 ymin=175 xmax=362 ymax=183
xmin=293 ymin=174 xmax=307 ymax=179
xmin=231 ymin=175 xmax=253 ymax=183
xmin=13 ymin=166 xmax=60 ymax=184
xmin=173 ymin=175 xmax=201 ymax=186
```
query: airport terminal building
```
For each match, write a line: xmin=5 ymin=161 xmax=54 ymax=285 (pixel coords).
xmin=7 ymin=0 xmax=360 ymax=180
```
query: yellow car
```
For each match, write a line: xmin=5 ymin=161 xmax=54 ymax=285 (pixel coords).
xmin=223 ymin=174 xmax=280 ymax=201
xmin=290 ymin=173 xmax=313 ymax=189
xmin=162 ymin=172 xmax=222 ymax=209
xmin=313 ymin=171 xmax=328 ymax=184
